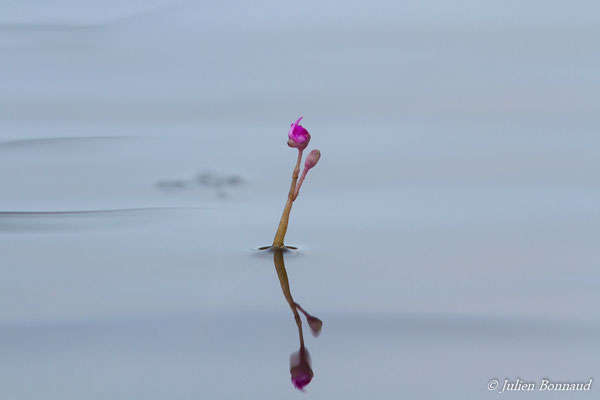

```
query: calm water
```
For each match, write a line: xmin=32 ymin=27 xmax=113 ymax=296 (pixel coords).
xmin=1 ymin=0 xmax=599 ymax=398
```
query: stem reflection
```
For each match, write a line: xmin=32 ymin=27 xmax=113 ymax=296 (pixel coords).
xmin=272 ymin=249 xmax=322 ymax=391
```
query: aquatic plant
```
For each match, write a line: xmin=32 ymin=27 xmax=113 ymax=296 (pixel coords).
xmin=271 ymin=117 xmax=321 ymax=249
xmin=264 ymin=121 xmax=323 ymax=390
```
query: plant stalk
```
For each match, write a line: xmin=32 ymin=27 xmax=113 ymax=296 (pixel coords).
xmin=272 ymin=149 xmax=303 ymax=248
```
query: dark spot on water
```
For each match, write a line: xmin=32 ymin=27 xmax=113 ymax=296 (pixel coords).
xmin=226 ymin=175 xmax=242 ymax=185
xmin=156 ymin=180 xmax=189 ymax=190
xmin=157 ymin=170 xmax=244 ymax=197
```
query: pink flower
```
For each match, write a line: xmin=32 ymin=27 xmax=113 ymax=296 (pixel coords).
xmin=290 ymin=347 xmax=314 ymax=391
xmin=287 ymin=117 xmax=311 ymax=150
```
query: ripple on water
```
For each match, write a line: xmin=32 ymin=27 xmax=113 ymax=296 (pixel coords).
xmin=0 ymin=207 xmax=187 ymax=233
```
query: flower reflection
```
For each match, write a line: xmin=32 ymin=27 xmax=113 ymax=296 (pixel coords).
xmin=290 ymin=347 xmax=314 ymax=391
xmin=272 ymin=248 xmax=322 ymax=391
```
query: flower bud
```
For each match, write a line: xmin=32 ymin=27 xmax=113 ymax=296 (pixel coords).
xmin=304 ymin=149 xmax=321 ymax=170
xmin=306 ymin=315 xmax=323 ymax=337
xmin=287 ymin=117 xmax=311 ymax=150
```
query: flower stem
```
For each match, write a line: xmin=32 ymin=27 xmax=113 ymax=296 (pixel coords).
xmin=272 ymin=149 xmax=303 ymax=248
xmin=293 ymin=169 xmax=308 ymax=201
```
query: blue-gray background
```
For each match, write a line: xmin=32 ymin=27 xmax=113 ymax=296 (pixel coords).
xmin=1 ymin=0 xmax=599 ymax=398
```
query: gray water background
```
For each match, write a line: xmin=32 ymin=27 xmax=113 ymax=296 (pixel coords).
xmin=1 ymin=0 xmax=599 ymax=398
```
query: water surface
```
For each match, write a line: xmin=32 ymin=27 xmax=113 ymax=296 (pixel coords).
xmin=1 ymin=0 xmax=599 ymax=398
